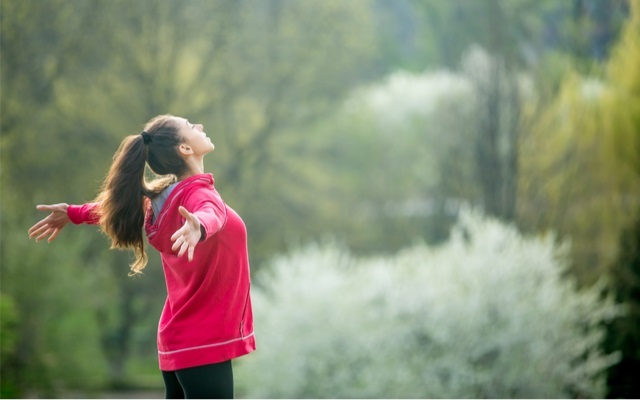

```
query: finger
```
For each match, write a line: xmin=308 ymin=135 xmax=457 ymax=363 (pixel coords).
xmin=35 ymin=228 xmax=53 ymax=242
xmin=36 ymin=205 xmax=57 ymax=212
xmin=48 ymin=228 xmax=60 ymax=243
xmin=28 ymin=222 xmax=47 ymax=237
xmin=28 ymin=217 xmax=52 ymax=234
xmin=29 ymin=223 xmax=51 ymax=239
xmin=177 ymin=241 xmax=189 ymax=258
xmin=171 ymin=236 xmax=182 ymax=252
xmin=188 ymin=245 xmax=195 ymax=262
xmin=28 ymin=223 xmax=39 ymax=236
xmin=170 ymin=229 xmax=181 ymax=243
xmin=171 ymin=224 xmax=187 ymax=242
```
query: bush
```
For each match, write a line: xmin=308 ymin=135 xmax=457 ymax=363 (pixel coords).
xmin=236 ymin=209 xmax=620 ymax=398
xmin=0 ymin=216 xmax=109 ymax=397
xmin=1 ymin=293 xmax=21 ymax=398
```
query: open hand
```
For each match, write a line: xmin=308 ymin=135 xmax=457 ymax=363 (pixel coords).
xmin=28 ymin=203 xmax=70 ymax=243
xmin=170 ymin=206 xmax=202 ymax=261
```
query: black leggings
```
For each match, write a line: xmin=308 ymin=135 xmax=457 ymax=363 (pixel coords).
xmin=162 ymin=360 xmax=234 ymax=399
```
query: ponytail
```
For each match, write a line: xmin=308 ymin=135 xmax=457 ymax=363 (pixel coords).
xmin=96 ymin=135 xmax=150 ymax=275
xmin=96 ymin=114 xmax=187 ymax=275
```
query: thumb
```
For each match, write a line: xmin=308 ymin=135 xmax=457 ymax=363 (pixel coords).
xmin=36 ymin=204 xmax=56 ymax=212
xmin=178 ymin=206 xmax=194 ymax=220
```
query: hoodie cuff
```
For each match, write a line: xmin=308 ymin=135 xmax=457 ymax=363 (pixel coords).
xmin=67 ymin=203 xmax=100 ymax=225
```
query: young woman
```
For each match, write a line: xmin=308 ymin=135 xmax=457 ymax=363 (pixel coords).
xmin=28 ymin=114 xmax=256 ymax=399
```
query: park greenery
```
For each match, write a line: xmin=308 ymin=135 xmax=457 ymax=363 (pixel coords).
xmin=1 ymin=0 xmax=639 ymax=398
xmin=237 ymin=210 xmax=620 ymax=398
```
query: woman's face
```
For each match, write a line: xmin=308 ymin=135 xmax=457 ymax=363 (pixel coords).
xmin=176 ymin=117 xmax=215 ymax=156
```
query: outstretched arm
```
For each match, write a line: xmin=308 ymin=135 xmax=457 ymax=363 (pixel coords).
xmin=28 ymin=203 xmax=71 ymax=243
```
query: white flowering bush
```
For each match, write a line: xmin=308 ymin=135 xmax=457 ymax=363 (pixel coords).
xmin=236 ymin=209 xmax=620 ymax=398
xmin=345 ymin=69 xmax=475 ymax=128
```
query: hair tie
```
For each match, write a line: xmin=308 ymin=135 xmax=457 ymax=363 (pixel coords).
xmin=141 ymin=131 xmax=152 ymax=145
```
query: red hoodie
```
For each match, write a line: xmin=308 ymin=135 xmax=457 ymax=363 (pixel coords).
xmin=67 ymin=173 xmax=255 ymax=371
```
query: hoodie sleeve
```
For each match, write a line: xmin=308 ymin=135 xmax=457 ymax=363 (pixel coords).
xmin=183 ymin=187 xmax=227 ymax=241
xmin=67 ymin=202 xmax=101 ymax=225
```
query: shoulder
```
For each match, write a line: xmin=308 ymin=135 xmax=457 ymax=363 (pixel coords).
xmin=179 ymin=174 xmax=215 ymax=191
xmin=180 ymin=176 xmax=224 ymax=208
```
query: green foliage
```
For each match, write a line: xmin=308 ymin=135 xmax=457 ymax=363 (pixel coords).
xmin=402 ymin=0 xmax=629 ymax=70
xmin=0 ymin=293 xmax=20 ymax=398
xmin=0 ymin=215 xmax=109 ymax=397
xmin=604 ymin=213 xmax=640 ymax=398
xmin=305 ymin=44 xmax=535 ymax=253
xmin=1 ymin=0 xmax=378 ymax=395
xmin=236 ymin=209 xmax=620 ymax=398
xmin=304 ymin=68 xmax=478 ymax=253
xmin=519 ymin=0 xmax=640 ymax=285
xmin=517 ymin=4 xmax=640 ymax=395
xmin=602 ymin=0 xmax=640 ymax=177
xmin=600 ymin=2 xmax=640 ymax=397
xmin=1 ymin=0 xmax=637 ymax=396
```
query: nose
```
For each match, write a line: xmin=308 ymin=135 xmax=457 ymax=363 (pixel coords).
xmin=197 ymin=124 xmax=204 ymax=131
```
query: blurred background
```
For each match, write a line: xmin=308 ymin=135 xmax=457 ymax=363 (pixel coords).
xmin=1 ymin=0 xmax=639 ymax=398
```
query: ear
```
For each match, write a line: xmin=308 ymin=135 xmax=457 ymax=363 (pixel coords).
xmin=178 ymin=143 xmax=193 ymax=156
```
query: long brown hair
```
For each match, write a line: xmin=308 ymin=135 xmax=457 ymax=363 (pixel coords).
xmin=95 ymin=114 xmax=188 ymax=275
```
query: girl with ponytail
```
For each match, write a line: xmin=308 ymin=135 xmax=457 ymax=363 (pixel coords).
xmin=28 ymin=114 xmax=255 ymax=398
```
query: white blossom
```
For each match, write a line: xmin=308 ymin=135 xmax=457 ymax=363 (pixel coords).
xmin=345 ymin=69 xmax=475 ymax=128
xmin=236 ymin=209 xmax=620 ymax=398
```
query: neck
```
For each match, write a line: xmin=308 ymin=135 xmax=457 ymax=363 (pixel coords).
xmin=179 ymin=157 xmax=205 ymax=181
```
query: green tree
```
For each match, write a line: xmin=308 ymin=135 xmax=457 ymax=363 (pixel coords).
xmin=0 ymin=293 xmax=20 ymax=398
xmin=382 ymin=0 xmax=629 ymax=226
xmin=2 ymin=0 xmax=378 ymax=395
xmin=518 ymin=0 xmax=640 ymax=286
xmin=604 ymin=217 xmax=640 ymax=398
xmin=401 ymin=0 xmax=547 ymax=222
xmin=1 ymin=0 xmax=116 ymax=394
xmin=598 ymin=0 xmax=640 ymax=396
xmin=306 ymin=68 xmax=479 ymax=253
xmin=516 ymin=4 xmax=640 ymax=396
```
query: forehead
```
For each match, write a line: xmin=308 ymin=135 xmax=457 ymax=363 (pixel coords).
xmin=171 ymin=117 xmax=189 ymax=129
